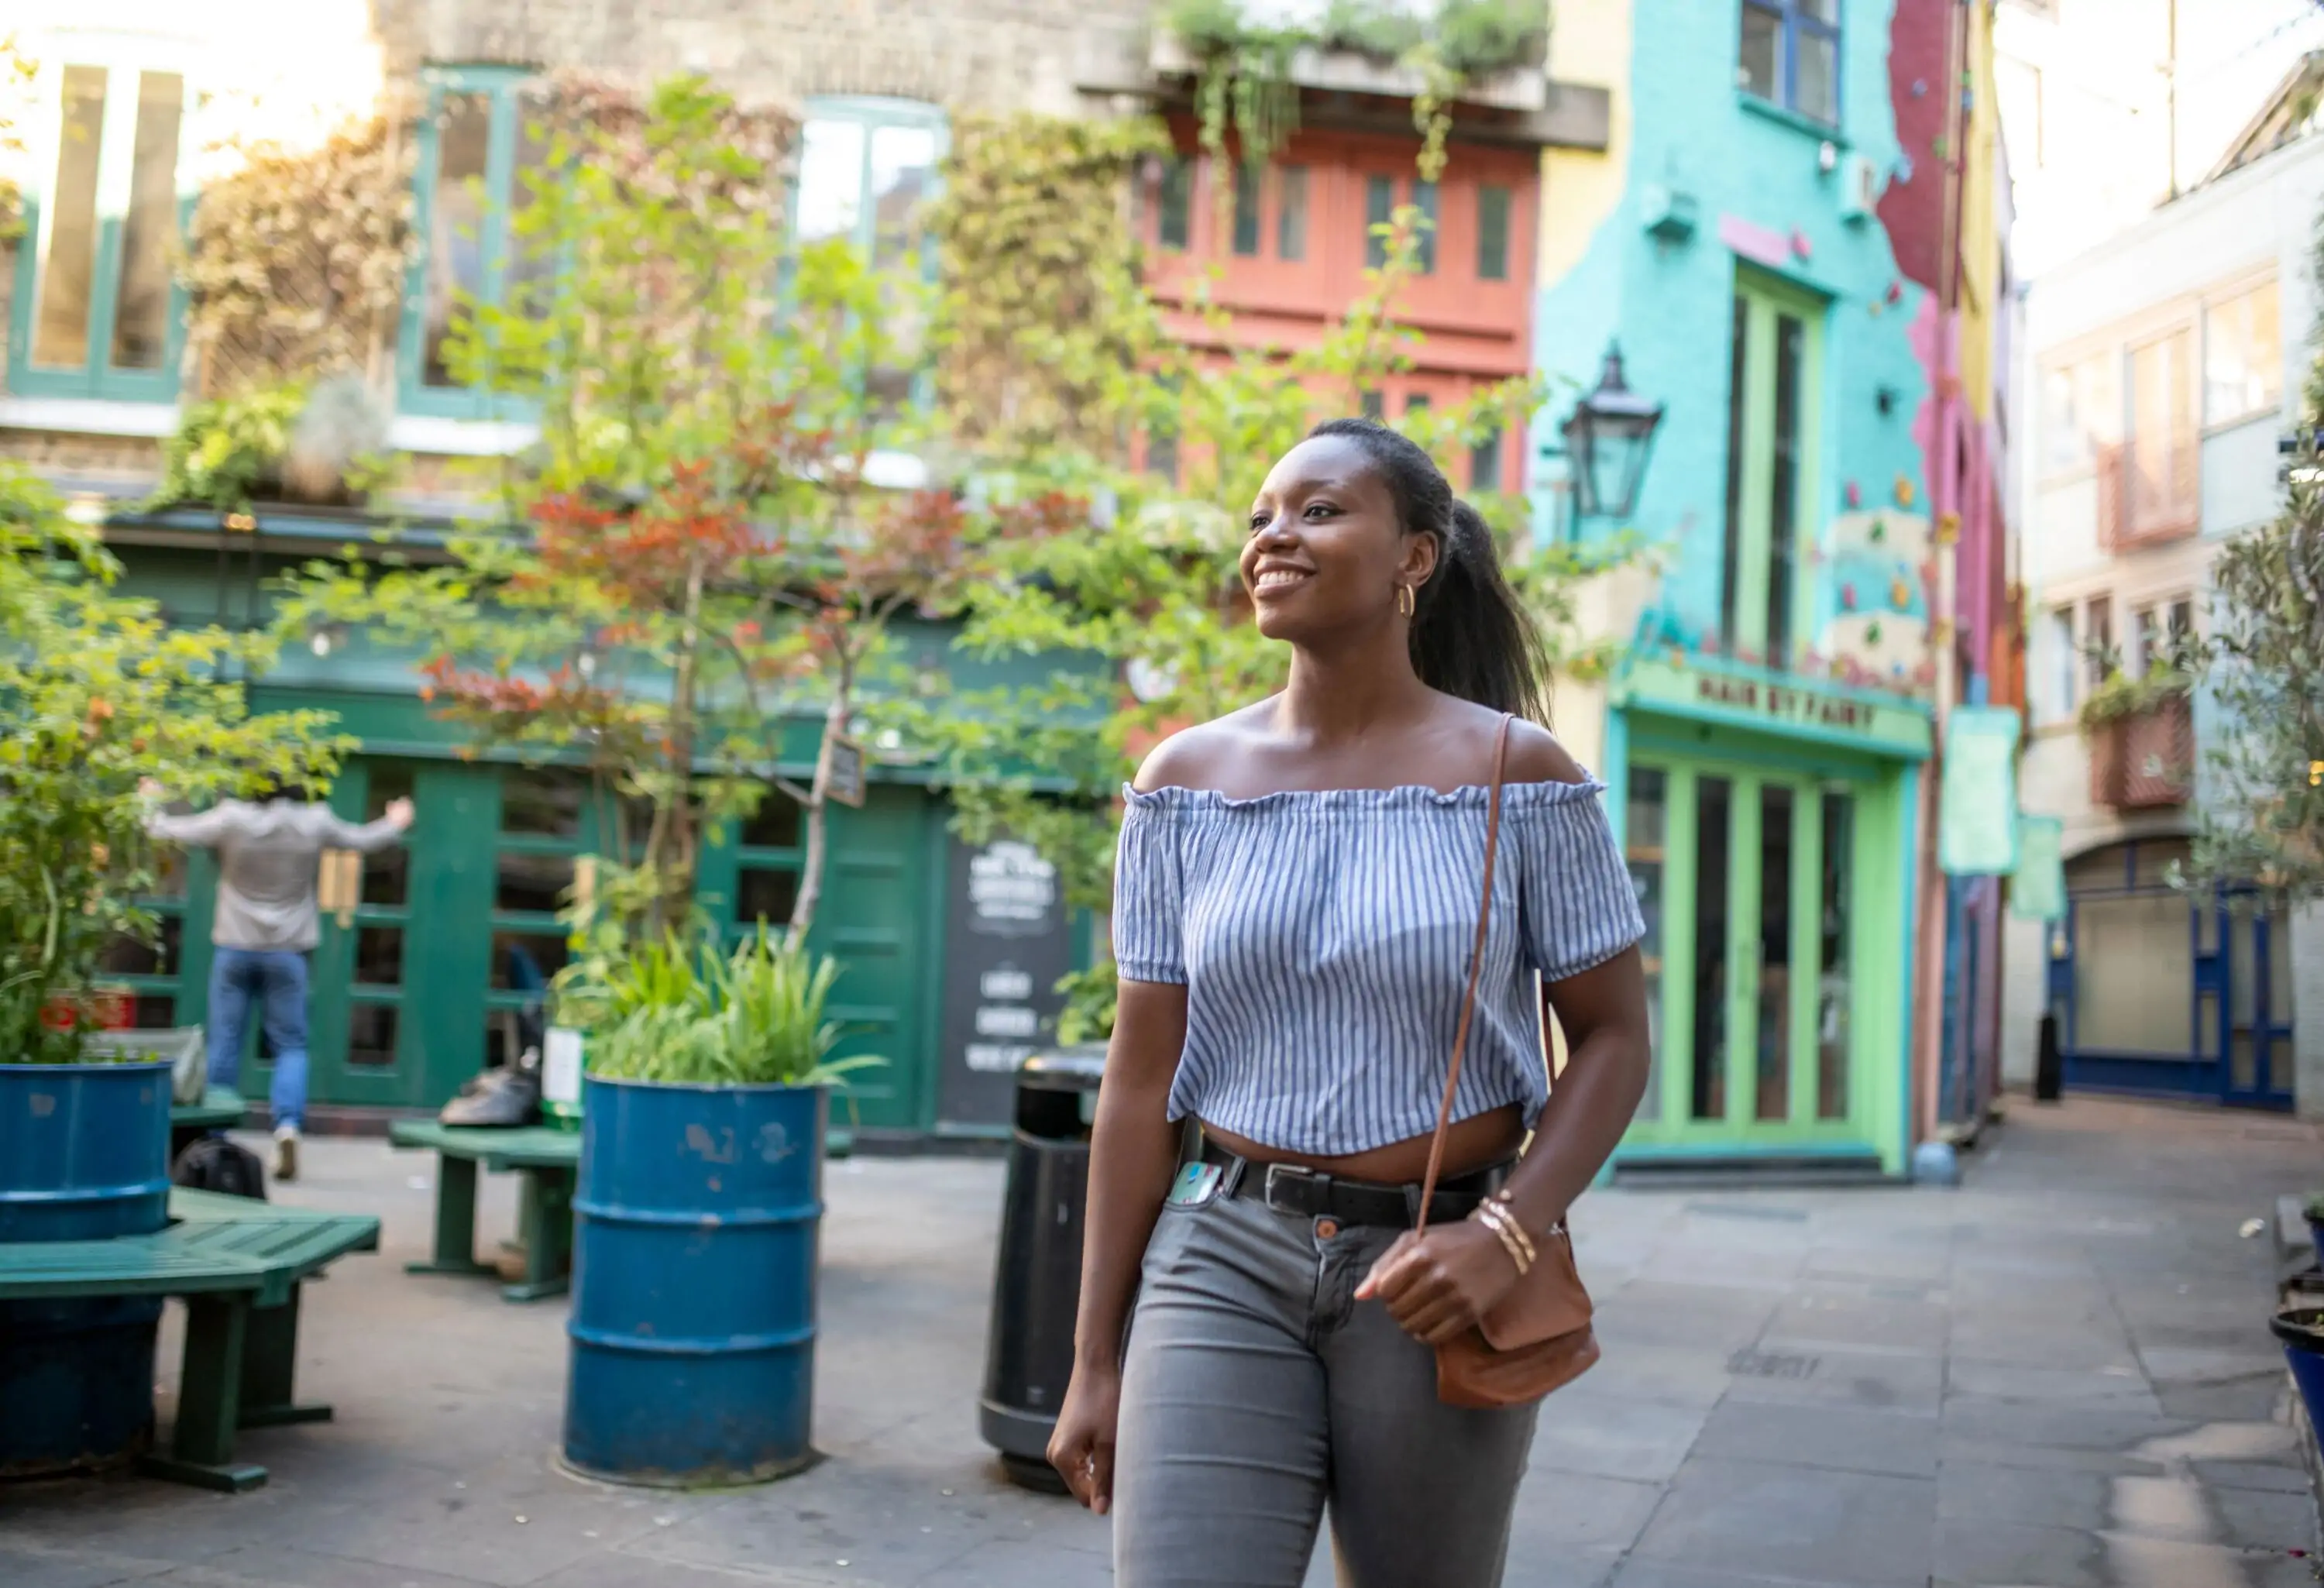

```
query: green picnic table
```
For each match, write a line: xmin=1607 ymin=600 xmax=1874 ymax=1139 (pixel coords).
xmin=388 ymin=1122 xmax=579 ymax=1303
xmin=0 ymin=1187 xmax=380 ymax=1493
xmin=170 ymin=1085 xmax=246 ymax=1159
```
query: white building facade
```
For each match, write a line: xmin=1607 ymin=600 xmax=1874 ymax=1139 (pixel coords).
xmin=2003 ymin=112 xmax=2324 ymax=1112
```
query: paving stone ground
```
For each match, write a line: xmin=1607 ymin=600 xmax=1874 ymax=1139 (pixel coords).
xmin=4 ymin=1094 xmax=2322 ymax=1588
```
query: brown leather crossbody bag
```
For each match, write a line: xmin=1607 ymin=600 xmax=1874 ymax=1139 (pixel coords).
xmin=1413 ymin=712 xmax=1600 ymax=1409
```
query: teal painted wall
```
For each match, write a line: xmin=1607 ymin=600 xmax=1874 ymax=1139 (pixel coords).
xmin=1533 ymin=0 xmax=1934 ymax=689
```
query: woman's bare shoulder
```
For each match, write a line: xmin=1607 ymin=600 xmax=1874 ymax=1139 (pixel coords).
xmin=1503 ymin=717 xmax=1590 ymax=787
xmin=1130 ymin=701 xmax=1277 ymax=794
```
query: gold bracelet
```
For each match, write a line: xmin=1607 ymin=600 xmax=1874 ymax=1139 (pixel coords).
xmin=1476 ymin=1196 xmax=1538 ymax=1267
xmin=1470 ymin=1200 xmax=1533 ymax=1275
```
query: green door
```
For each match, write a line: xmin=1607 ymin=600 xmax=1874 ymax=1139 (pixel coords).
xmin=697 ymin=784 xmax=941 ymax=1135
xmin=1621 ymin=758 xmax=1879 ymax=1150
xmin=296 ymin=758 xmax=499 ymax=1109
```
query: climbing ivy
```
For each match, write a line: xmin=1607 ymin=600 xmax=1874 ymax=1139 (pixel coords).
xmin=930 ymin=113 xmax=1170 ymax=458
xmin=180 ymin=113 xmax=415 ymax=397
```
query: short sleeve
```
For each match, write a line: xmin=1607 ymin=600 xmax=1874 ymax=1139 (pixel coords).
xmin=1112 ymin=792 xmax=1187 ymax=984
xmin=1514 ymin=782 xmax=1647 ymax=983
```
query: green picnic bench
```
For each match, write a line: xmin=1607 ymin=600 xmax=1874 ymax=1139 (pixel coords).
xmin=0 ymin=1188 xmax=380 ymax=1493
xmin=170 ymin=1084 xmax=246 ymax=1160
xmin=389 ymin=1122 xmax=579 ymax=1303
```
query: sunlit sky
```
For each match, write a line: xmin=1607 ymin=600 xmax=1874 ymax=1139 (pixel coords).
xmin=1999 ymin=0 xmax=2324 ymax=274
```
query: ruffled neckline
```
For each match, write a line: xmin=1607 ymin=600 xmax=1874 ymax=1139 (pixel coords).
xmin=1122 ymin=778 xmax=1607 ymax=814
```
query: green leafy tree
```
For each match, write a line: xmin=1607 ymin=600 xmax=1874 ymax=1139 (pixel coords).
xmin=903 ymin=111 xmax=1628 ymax=1042
xmin=2181 ymin=459 xmax=2324 ymax=908
xmin=0 ymin=466 xmax=349 ymax=1063
xmin=2173 ymin=218 xmax=2324 ymax=909
xmin=282 ymin=76 xmax=973 ymax=943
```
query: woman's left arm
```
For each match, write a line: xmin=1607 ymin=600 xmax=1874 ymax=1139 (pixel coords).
xmin=1361 ymin=721 xmax=1652 ymax=1343
xmin=1501 ymin=947 xmax=1653 ymax=1235
xmin=1360 ymin=950 xmax=1651 ymax=1344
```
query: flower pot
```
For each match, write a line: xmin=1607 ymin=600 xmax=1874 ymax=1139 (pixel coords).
xmin=2272 ymin=1308 xmax=2324 ymax=1445
xmin=0 ymin=1059 xmax=172 ymax=1476
xmin=563 ymin=1076 xmax=827 ymax=1486
xmin=2308 ymin=1218 xmax=2324 ymax=1276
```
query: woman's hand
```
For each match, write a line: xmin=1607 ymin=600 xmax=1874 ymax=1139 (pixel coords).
xmin=1355 ymin=1221 xmax=1523 ymax=1345
xmin=1047 ymin=1363 xmax=1123 ymax=1514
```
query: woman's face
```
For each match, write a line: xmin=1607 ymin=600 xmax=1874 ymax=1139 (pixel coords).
xmin=1239 ymin=435 xmax=1437 ymax=644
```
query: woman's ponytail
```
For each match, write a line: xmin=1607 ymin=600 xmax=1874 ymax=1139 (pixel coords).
xmin=1413 ymin=499 xmax=1552 ymax=724
xmin=1306 ymin=417 xmax=1553 ymax=723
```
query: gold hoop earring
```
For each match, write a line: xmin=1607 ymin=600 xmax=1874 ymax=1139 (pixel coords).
xmin=1397 ymin=583 xmax=1415 ymax=619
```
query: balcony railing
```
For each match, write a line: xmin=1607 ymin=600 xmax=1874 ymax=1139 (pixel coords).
xmin=2088 ymin=693 xmax=2194 ymax=809
xmin=2095 ymin=439 xmax=2198 ymax=553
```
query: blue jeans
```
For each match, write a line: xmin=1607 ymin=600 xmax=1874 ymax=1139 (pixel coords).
xmin=206 ymin=948 xmax=310 ymax=1132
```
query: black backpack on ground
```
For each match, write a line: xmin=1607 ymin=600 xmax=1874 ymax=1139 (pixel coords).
xmin=173 ymin=1136 xmax=268 ymax=1200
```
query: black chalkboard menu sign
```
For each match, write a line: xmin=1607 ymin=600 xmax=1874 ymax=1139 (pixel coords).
xmin=936 ymin=833 xmax=1074 ymax=1128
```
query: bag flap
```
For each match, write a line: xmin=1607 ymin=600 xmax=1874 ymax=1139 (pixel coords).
xmin=1477 ymin=1228 xmax=1593 ymax=1349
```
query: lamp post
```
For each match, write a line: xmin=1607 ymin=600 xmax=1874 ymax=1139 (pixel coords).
xmin=1560 ymin=342 xmax=1666 ymax=522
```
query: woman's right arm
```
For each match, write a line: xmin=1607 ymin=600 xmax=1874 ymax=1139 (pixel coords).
xmin=1048 ymin=978 xmax=1188 ymax=1513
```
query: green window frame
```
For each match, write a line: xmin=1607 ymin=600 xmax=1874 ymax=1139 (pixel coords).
xmin=700 ymin=796 xmax=806 ymax=947
xmin=8 ymin=54 xmax=194 ymax=402
xmin=396 ymin=64 xmax=540 ymax=422
xmin=789 ymin=95 xmax=947 ymax=416
xmin=1717 ymin=268 xmax=1825 ymax=667
xmin=95 ymin=844 xmax=194 ymax=1033
xmin=1476 ymin=184 xmax=1511 ymax=281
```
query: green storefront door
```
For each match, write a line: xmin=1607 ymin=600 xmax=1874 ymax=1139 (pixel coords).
xmin=694 ymin=782 xmax=944 ymax=1136
xmin=174 ymin=758 xmax=479 ymax=1113
xmin=289 ymin=758 xmax=493 ymax=1110
xmin=1621 ymin=756 xmax=1897 ymax=1156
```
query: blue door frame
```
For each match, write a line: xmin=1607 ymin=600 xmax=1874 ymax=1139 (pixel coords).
xmin=2047 ymin=848 xmax=2295 ymax=1111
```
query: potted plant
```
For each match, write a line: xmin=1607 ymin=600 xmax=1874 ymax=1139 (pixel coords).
xmin=147 ymin=373 xmax=393 ymax=516
xmin=0 ymin=465 xmax=344 ymax=1474
xmin=2300 ymin=1194 xmax=2324 ymax=1273
xmin=2079 ymin=657 xmax=2195 ymax=809
xmin=2274 ymin=1305 xmax=2324 ymax=1449
xmin=559 ymin=921 xmax=878 ymax=1485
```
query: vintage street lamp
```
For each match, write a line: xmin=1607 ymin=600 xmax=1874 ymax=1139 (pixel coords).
xmin=1560 ymin=342 xmax=1666 ymax=521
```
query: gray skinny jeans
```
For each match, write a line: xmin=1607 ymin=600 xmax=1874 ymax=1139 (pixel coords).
xmin=1113 ymin=1188 xmax=1541 ymax=1588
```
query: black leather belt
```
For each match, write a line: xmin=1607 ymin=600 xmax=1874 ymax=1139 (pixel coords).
xmin=1198 ymin=1139 xmax=1513 ymax=1229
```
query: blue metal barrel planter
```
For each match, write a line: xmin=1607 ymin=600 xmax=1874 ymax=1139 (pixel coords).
xmin=564 ymin=1075 xmax=826 ymax=1485
xmin=0 ymin=1058 xmax=172 ymax=1476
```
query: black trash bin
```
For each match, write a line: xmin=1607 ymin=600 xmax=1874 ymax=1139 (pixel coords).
xmin=980 ymin=1042 xmax=1106 ymax=1493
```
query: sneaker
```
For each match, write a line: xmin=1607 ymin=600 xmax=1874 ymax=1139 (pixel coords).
xmin=273 ymin=1124 xmax=301 ymax=1182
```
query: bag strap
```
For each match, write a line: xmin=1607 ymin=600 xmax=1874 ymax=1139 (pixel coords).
xmin=1414 ymin=711 xmax=1514 ymax=1236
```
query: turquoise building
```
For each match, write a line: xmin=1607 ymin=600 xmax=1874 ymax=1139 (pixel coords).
xmin=1532 ymin=0 xmax=2016 ymax=1177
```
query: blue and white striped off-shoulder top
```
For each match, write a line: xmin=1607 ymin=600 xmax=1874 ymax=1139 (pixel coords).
xmin=1112 ymin=778 xmax=1646 ymax=1155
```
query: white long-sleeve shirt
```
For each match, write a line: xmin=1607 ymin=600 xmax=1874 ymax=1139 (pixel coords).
xmin=144 ymin=799 xmax=407 ymax=953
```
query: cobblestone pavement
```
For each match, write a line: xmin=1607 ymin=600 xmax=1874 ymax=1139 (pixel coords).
xmin=3 ymin=1095 xmax=2321 ymax=1588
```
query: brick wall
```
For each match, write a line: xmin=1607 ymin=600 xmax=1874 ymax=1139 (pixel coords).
xmin=0 ymin=429 xmax=161 ymax=487
xmin=375 ymin=0 xmax=1154 ymax=117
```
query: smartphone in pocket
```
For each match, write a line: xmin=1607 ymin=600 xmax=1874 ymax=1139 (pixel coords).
xmin=1166 ymin=1161 xmax=1223 ymax=1207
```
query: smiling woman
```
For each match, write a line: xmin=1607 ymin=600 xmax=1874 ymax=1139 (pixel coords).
xmin=1047 ymin=417 xmax=1653 ymax=1588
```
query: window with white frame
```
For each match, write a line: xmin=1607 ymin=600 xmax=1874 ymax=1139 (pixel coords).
xmin=10 ymin=53 xmax=191 ymax=401
xmin=2130 ymin=603 xmax=2160 ymax=674
xmin=2046 ymin=607 xmax=2078 ymax=722
xmin=2040 ymin=352 xmax=2116 ymax=476
xmin=1738 ymin=0 xmax=1841 ymax=127
xmin=2084 ymin=597 xmax=2113 ymax=691
xmin=2204 ymin=279 xmax=2281 ymax=427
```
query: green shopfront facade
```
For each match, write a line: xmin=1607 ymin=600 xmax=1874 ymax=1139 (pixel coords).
xmin=99 ymin=538 xmax=1085 ymax=1141
xmin=1604 ymin=657 xmax=1930 ymax=1178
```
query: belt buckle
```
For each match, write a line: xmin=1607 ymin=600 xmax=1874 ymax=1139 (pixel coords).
xmin=1263 ymin=1163 xmax=1323 ymax=1215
